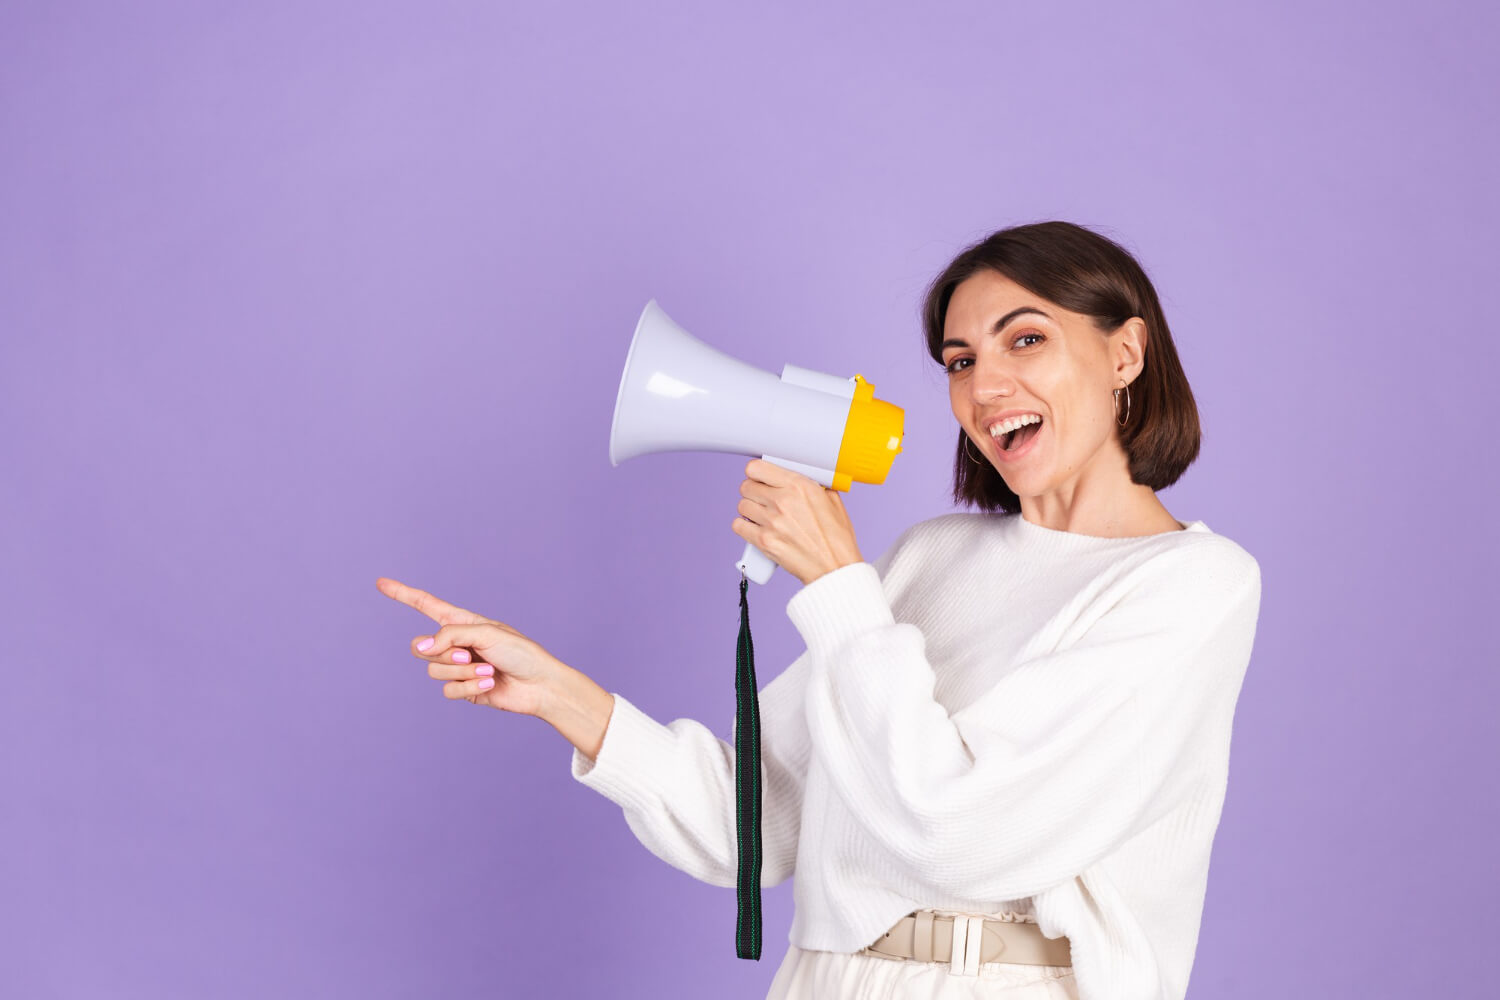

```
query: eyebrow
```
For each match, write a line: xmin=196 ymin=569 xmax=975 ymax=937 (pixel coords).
xmin=940 ymin=307 xmax=1053 ymax=352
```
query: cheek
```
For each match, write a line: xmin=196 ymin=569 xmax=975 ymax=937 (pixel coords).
xmin=1052 ymin=395 xmax=1116 ymax=454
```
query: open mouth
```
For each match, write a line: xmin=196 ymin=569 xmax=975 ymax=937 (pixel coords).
xmin=992 ymin=416 xmax=1043 ymax=455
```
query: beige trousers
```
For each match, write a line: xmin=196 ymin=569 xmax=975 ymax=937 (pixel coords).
xmin=766 ymin=911 xmax=1079 ymax=1000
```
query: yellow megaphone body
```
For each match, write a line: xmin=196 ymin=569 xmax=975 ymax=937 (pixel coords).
xmin=609 ymin=299 xmax=904 ymax=583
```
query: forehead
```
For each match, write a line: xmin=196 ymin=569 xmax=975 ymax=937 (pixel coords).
xmin=945 ymin=270 xmax=1064 ymax=330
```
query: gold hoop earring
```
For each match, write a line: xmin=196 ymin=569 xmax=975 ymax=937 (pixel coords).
xmin=963 ymin=434 xmax=983 ymax=464
xmin=1113 ymin=383 xmax=1131 ymax=426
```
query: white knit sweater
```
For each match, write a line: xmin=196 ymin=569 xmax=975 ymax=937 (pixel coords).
xmin=571 ymin=511 xmax=1262 ymax=1000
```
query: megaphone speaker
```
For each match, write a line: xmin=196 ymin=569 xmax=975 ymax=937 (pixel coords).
xmin=610 ymin=299 xmax=904 ymax=583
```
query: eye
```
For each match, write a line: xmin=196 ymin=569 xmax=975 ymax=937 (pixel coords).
xmin=944 ymin=332 xmax=1044 ymax=374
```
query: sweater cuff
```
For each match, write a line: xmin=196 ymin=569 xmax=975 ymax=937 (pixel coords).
xmin=569 ymin=692 xmax=681 ymax=815
xmin=785 ymin=560 xmax=895 ymax=661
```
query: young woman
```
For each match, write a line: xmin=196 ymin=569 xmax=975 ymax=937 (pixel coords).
xmin=378 ymin=221 xmax=1262 ymax=1000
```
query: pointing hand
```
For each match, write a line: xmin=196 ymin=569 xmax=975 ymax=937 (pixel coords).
xmin=376 ymin=577 xmax=564 ymax=716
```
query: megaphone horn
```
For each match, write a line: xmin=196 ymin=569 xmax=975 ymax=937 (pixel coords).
xmin=610 ymin=300 xmax=904 ymax=584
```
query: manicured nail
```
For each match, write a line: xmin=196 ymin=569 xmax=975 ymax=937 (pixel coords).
xmin=416 ymin=637 xmax=434 ymax=651
xmin=474 ymin=664 xmax=494 ymax=676
xmin=477 ymin=677 xmax=495 ymax=690
xmin=451 ymin=649 xmax=471 ymax=664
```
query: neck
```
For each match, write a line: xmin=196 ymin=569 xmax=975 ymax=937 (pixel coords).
xmin=1017 ymin=441 xmax=1181 ymax=538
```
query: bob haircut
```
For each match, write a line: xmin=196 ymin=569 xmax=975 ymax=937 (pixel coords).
xmin=921 ymin=221 xmax=1202 ymax=514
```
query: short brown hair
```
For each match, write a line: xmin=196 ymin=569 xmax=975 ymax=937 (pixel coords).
xmin=921 ymin=221 xmax=1201 ymax=513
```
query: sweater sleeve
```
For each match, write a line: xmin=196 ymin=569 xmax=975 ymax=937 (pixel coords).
xmin=567 ymin=648 xmax=813 ymax=889
xmin=785 ymin=539 xmax=1262 ymax=901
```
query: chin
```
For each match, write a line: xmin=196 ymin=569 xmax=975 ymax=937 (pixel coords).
xmin=998 ymin=467 xmax=1049 ymax=497
xmin=999 ymin=479 xmax=1040 ymax=503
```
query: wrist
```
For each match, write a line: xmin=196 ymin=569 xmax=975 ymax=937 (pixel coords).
xmin=539 ymin=663 xmax=615 ymax=762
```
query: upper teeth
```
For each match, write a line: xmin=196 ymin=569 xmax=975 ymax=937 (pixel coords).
xmin=990 ymin=414 xmax=1042 ymax=437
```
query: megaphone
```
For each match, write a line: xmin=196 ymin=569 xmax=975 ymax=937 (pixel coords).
xmin=610 ymin=299 xmax=905 ymax=583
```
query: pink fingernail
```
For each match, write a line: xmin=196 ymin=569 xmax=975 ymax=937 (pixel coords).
xmin=474 ymin=664 xmax=494 ymax=676
xmin=477 ymin=677 xmax=494 ymax=690
xmin=416 ymin=637 xmax=434 ymax=652
xmin=452 ymin=649 xmax=471 ymax=664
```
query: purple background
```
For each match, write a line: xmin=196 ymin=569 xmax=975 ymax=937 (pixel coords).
xmin=3 ymin=1 xmax=1495 ymax=996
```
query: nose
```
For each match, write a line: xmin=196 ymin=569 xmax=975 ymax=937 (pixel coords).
xmin=966 ymin=355 xmax=1016 ymax=403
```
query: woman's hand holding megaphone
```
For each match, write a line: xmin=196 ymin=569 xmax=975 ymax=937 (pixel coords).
xmin=732 ymin=459 xmax=865 ymax=586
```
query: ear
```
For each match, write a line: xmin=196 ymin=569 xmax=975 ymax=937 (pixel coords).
xmin=1112 ymin=318 xmax=1148 ymax=387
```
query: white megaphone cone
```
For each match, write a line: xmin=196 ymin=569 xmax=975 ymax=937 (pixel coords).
xmin=609 ymin=299 xmax=904 ymax=584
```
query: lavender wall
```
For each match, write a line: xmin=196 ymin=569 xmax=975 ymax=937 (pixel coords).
xmin=3 ymin=1 xmax=1494 ymax=996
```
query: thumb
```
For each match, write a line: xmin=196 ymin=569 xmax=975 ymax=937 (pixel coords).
xmin=414 ymin=622 xmax=503 ymax=658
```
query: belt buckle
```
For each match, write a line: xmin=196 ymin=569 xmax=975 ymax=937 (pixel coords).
xmin=948 ymin=915 xmax=987 ymax=977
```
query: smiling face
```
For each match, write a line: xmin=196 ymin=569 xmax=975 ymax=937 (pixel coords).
xmin=940 ymin=269 xmax=1146 ymax=509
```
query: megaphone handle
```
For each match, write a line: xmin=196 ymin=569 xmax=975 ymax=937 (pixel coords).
xmin=735 ymin=453 xmax=839 ymax=584
xmin=736 ymin=542 xmax=778 ymax=585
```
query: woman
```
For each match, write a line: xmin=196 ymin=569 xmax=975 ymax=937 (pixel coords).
xmin=376 ymin=221 xmax=1262 ymax=1000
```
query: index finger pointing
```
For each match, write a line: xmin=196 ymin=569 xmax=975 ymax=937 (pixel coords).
xmin=375 ymin=577 xmax=486 ymax=625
